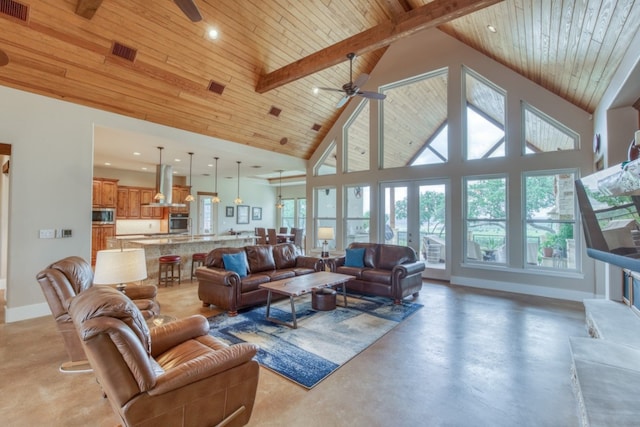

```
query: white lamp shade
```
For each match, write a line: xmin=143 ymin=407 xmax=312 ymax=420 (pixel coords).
xmin=94 ymin=248 xmax=147 ymax=285
xmin=318 ymin=227 xmax=335 ymax=240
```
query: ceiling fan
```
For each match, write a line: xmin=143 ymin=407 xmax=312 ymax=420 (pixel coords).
xmin=173 ymin=0 xmax=202 ymax=22
xmin=317 ymin=53 xmax=386 ymax=108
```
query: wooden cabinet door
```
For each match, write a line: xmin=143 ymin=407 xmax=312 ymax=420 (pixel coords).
xmin=92 ymin=180 xmax=101 ymax=207
xmin=101 ymin=180 xmax=117 ymax=207
xmin=117 ymin=188 xmax=128 ymax=218
xmin=128 ymin=188 xmax=141 ymax=218
xmin=140 ymin=189 xmax=153 ymax=218
xmin=91 ymin=225 xmax=101 ymax=264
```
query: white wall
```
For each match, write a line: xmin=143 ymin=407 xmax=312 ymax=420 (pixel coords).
xmin=307 ymin=28 xmax=597 ymax=301
xmin=0 ymin=86 xmax=303 ymax=322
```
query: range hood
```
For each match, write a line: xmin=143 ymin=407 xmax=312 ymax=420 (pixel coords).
xmin=143 ymin=164 xmax=186 ymax=208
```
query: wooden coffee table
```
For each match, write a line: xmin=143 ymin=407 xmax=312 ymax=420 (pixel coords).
xmin=259 ymin=271 xmax=353 ymax=329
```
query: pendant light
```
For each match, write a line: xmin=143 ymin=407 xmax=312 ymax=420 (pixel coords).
xmin=234 ymin=161 xmax=242 ymax=204
xmin=211 ymin=156 xmax=220 ymax=203
xmin=184 ymin=152 xmax=195 ymax=202
xmin=276 ymin=170 xmax=284 ymax=209
xmin=153 ymin=146 xmax=165 ymax=201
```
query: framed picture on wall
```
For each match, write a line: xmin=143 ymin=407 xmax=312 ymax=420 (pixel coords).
xmin=225 ymin=206 xmax=234 ymax=217
xmin=252 ymin=207 xmax=262 ymax=221
xmin=237 ymin=205 xmax=250 ymax=224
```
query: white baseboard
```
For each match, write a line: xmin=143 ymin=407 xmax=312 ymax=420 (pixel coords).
xmin=450 ymin=275 xmax=596 ymax=302
xmin=5 ymin=302 xmax=51 ymax=323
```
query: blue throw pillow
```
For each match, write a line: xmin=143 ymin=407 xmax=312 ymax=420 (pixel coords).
xmin=222 ymin=252 xmax=247 ymax=278
xmin=344 ymin=248 xmax=365 ymax=268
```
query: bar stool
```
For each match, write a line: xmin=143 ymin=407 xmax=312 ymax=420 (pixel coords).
xmin=191 ymin=252 xmax=207 ymax=280
xmin=158 ymin=255 xmax=181 ymax=287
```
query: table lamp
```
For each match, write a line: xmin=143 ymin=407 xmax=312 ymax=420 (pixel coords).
xmin=94 ymin=248 xmax=147 ymax=293
xmin=318 ymin=227 xmax=334 ymax=258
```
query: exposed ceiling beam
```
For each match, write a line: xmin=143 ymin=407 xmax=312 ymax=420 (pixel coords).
xmin=256 ymin=0 xmax=504 ymax=93
xmin=75 ymin=0 xmax=104 ymax=20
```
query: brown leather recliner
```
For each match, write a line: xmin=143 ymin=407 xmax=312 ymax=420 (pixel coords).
xmin=68 ymin=285 xmax=259 ymax=427
xmin=36 ymin=256 xmax=160 ymax=372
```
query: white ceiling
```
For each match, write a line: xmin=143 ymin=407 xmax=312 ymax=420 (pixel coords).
xmin=93 ymin=126 xmax=307 ymax=183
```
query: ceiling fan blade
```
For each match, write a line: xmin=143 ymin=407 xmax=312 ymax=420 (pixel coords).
xmin=358 ymin=91 xmax=386 ymax=100
xmin=317 ymin=87 xmax=345 ymax=93
xmin=336 ymin=96 xmax=350 ymax=108
xmin=353 ymin=73 xmax=369 ymax=89
xmin=173 ymin=0 xmax=202 ymax=22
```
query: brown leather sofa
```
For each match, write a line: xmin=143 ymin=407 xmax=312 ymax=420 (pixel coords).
xmin=196 ymin=243 xmax=324 ymax=315
xmin=68 ymin=285 xmax=259 ymax=427
xmin=328 ymin=242 xmax=425 ymax=304
xmin=36 ymin=256 xmax=160 ymax=372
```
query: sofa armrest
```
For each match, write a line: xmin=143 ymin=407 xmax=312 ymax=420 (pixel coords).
xmin=121 ymin=284 xmax=157 ymax=300
xmin=392 ymin=261 xmax=425 ymax=277
xmin=150 ymin=315 xmax=210 ymax=356
xmin=296 ymin=255 xmax=325 ymax=272
xmin=194 ymin=266 xmax=240 ymax=286
xmin=149 ymin=342 xmax=259 ymax=396
xmin=327 ymin=257 xmax=345 ymax=272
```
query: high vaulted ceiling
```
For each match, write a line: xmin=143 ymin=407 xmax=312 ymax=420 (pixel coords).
xmin=0 ymin=0 xmax=639 ymax=178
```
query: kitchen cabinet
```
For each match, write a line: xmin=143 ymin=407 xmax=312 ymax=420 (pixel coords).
xmin=91 ymin=224 xmax=115 ymax=265
xmin=140 ymin=189 xmax=163 ymax=219
xmin=93 ymin=178 xmax=118 ymax=208
xmin=118 ymin=186 xmax=163 ymax=219
xmin=170 ymin=185 xmax=191 ymax=214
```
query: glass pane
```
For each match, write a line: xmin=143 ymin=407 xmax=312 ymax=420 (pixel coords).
xmin=526 ymin=222 xmax=575 ymax=269
xmin=524 ymin=104 xmax=578 ymax=153
xmin=382 ymin=70 xmax=448 ymax=169
xmin=344 ymin=100 xmax=370 ymax=173
xmin=419 ymin=184 xmax=446 ymax=267
xmin=297 ymin=198 xmax=306 ymax=230
xmin=345 ymin=185 xmax=370 ymax=244
xmin=465 ymin=177 xmax=507 ymax=264
xmin=315 ymin=140 xmax=337 ymax=176
xmin=465 ymin=70 xmax=505 ymax=160
xmin=316 ymin=188 xmax=336 ymax=250
xmin=281 ymin=199 xmax=295 ymax=229
xmin=384 ymin=186 xmax=408 ymax=245
xmin=412 ymin=125 xmax=448 ymax=166
xmin=526 ymin=172 xmax=576 ymax=221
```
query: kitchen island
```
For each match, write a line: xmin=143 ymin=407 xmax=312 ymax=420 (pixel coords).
xmin=107 ymin=234 xmax=256 ymax=283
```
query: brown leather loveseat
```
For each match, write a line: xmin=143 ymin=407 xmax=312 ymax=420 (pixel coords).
xmin=196 ymin=243 xmax=324 ymax=315
xmin=68 ymin=285 xmax=259 ymax=427
xmin=328 ymin=242 xmax=425 ymax=304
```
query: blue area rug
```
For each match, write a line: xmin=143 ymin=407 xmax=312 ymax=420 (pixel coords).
xmin=207 ymin=293 xmax=422 ymax=389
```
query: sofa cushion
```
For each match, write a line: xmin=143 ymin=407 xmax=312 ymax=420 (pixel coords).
xmin=345 ymin=248 xmax=365 ymax=268
xmin=222 ymin=252 xmax=248 ymax=277
xmin=266 ymin=270 xmax=296 ymax=281
xmin=240 ymin=274 xmax=271 ymax=292
xmin=347 ymin=243 xmax=378 ymax=268
xmin=245 ymin=245 xmax=276 ymax=273
xmin=336 ymin=265 xmax=364 ymax=279
xmin=377 ymin=244 xmax=417 ymax=270
xmin=272 ymin=243 xmax=298 ymax=269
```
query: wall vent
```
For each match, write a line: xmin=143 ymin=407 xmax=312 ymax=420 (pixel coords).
xmin=312 ymin=123 xmax=322 ymax=131
xmin=0 ymin=0 xmax=29 ymax=22
xmin=268 ymin=106 xmax=282 ymax=117
xmin=207 ymin=80 xmax=225 ymax=95
xmin=111 ymin=42 xmax=137 ymax=62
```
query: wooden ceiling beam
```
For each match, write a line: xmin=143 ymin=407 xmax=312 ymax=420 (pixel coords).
xmin=75 ymin=0 xmax=104 ymax=20
xmin=256 ymin=0 xmax=504 ymax=93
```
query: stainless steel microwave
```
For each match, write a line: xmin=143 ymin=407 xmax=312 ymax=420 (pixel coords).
xmin=92 ymin=208 xmax=115 ymax=224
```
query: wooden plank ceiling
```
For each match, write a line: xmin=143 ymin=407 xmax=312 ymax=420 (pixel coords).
xmin=0 ymin=0 xmax=638 ymax=166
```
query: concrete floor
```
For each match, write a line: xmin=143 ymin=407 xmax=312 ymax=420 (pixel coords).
xmin=0 ymin=280 xmax=587 ymax=426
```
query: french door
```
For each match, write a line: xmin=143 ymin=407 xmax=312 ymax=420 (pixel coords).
xmin=381 ymin=179 xmax=450 ymax=280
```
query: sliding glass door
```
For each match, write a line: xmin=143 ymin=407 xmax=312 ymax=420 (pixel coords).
xmin=381 ymin=179 xmax=450 ymax=280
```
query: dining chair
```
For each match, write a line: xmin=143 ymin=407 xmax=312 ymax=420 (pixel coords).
xmin=279 ymin=227 xmax=288 ymax=234
xmin=267 ymin=228 xmax=277 ymax=245
xmin=255 ymin=227 xmax=267 ymax=244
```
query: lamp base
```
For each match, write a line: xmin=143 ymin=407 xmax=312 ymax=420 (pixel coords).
xmin=321 ymin=251 xmax=330 ymax=258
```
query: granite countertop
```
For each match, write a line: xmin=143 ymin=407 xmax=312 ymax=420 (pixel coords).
xmin=128 ymin=234 xmax=257 ymax=245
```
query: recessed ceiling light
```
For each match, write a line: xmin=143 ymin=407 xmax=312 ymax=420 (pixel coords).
xmin=133 ymin=152 xmax=141 ymax=156
xmin=104 ymin=162 xmax=111 ymax=166
xmin=207 ymin=163 xmax=213 ymax=167
xmin=487 ymin=25 xmax=497 ymax=33
xmin=312 ymin=87 xmax=319 ymax=95
xmin=208 ymin=28 xmax=219 ymax=40
xmin=174 ymin=158 xmax=181 ymax=162
xmin=141 ymin=167 xmax=147 ymax=170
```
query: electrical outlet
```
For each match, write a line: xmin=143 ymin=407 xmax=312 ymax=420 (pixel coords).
xmin=39 ymin=229 xmax=55 ymax=239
